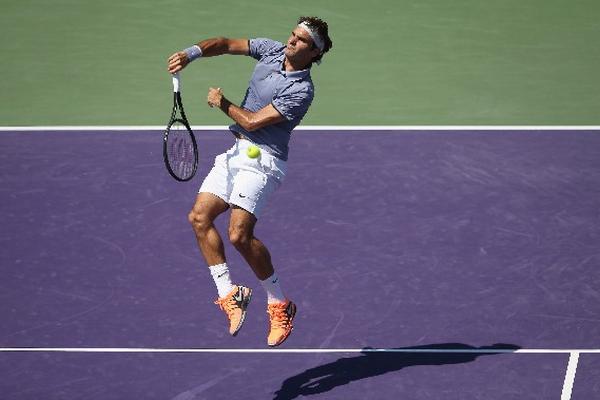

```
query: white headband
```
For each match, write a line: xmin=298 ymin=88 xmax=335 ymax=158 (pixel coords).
xmin=298 ymin=21 xmax=325 ymax=52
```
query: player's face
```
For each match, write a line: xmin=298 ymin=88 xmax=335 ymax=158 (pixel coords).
xmin=285 ymin=27 xmax=320 ymax=65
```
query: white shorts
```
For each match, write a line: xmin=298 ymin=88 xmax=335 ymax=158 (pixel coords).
xmin=199 ymin=139 xmax=287 ymax=218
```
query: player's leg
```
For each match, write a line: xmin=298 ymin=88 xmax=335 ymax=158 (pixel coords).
xmin=229 ymin=206 xmax=296 ymax=346
xmin=189 ymin=193 xmax=252 ymax=336
xmin=188 ymin=192 xmax=229 ymax=266
xmin=228 ymin=206 xmax=274 ymax=280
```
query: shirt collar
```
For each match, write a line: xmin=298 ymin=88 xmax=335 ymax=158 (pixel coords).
xmin=279 ymin=57 xmax=310 ymax=81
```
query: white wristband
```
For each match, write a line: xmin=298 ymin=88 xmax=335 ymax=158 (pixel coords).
xmin=183 ymin=45 xmax=202 ymax=62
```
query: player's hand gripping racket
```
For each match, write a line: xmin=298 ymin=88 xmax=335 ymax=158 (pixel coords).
xmin=163 ymin=73 xmax=198 ymax=182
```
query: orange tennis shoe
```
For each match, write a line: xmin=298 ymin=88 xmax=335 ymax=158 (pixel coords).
xmin=214 ymin=285 xmax=252 ymax=336
xmin=267 ymin=300 xmax=297 ymax=347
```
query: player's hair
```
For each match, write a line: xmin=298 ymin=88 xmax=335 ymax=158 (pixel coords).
xmin=297 ymin=16 xmax=333 ymax=64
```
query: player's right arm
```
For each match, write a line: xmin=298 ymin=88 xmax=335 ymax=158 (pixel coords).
xmin=167 ymin=38 xmax=249 ymax=74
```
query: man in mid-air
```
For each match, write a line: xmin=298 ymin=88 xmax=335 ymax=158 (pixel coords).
xmin=167 ymin=17 xmax=333 ymax=346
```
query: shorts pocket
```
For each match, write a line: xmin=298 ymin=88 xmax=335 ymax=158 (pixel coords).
xmin=261 ymin=155 xmax=286 ymax=182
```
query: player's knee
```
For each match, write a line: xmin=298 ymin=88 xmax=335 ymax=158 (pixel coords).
xmin=228 ymin=227 xmax=251 ymax=250
xmin=188 ymin=209 xmax=211 ymax=234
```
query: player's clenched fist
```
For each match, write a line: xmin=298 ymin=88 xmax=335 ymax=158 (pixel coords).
xmin=207 ymin=87 xmax=224 ymax=108
xmin=167 ymin=52 xmax=189 ymax=74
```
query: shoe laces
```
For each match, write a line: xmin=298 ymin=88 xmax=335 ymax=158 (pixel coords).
xmin=215 ymin=295 xmax=237 ymax=317
xmin=268 ymin=303 xmax=290 ymax=329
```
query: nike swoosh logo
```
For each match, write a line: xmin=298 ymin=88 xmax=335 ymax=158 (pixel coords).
xmin=239 ymin=194 xmax=247 ymax=198
xmin=233 ymin=288 xmax=244 ymax=302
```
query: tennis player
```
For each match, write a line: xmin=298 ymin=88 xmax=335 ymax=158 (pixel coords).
xmin=167 ymin=17 xmax=332 ymax=346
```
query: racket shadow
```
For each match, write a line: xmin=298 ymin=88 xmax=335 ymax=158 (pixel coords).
xmin=272 ymin=343 xmax=521 ymax=400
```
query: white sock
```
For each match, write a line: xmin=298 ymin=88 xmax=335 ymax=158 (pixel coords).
xmin=260 ymin=273 xmax=286 ymax=304
xmin=209 ymin=263 xmax=235 ymax=298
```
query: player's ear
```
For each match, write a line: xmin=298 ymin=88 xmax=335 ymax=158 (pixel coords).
xmin=311 ymin=47 xmax=321 ymax=60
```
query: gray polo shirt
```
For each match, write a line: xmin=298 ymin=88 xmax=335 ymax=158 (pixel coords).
xmin=229 ymin=38 xmax=314 ymax=161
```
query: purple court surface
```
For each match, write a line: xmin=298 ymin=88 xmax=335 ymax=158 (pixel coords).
xmin=1 ymin=128 xmax=599 ymax=399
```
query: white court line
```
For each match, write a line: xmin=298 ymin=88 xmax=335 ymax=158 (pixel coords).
xmin=561 ymin=352 xmax=580 ymax=400
xmin=0 ymin=125 xmax=599 ymax=132
xmin=0 ymin=347 xmax=599 ymax=354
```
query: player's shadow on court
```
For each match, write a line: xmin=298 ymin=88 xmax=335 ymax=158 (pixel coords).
xmin=272 ymin=343 xmax=520 ymax=400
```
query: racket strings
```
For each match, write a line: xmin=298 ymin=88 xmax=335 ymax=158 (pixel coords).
xmin=166 ymin=120 xmax=196 ymax=180
xmin=163 ymin=91 xmax=197 ymax=182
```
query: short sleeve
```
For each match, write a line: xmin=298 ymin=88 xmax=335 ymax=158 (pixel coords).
xmin=272 ymin=82 xmax=314 ymax=121
xmin=249 ymin=38 xmax=284 ymax=60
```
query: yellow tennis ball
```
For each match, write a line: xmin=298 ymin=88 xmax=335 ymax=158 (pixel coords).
xmin=246 ymin=145 xmax=261 ymax=159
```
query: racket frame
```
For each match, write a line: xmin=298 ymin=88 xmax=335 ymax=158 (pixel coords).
xmin=163 ymin=75 xmax=198 ymax=182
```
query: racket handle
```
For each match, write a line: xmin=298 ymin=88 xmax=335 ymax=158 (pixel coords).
xmin=172 ymin=73 xmax=180 ymax=93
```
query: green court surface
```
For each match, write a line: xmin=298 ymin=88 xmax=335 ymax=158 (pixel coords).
xmin=1 ymin=0 xmax=599 ymax=126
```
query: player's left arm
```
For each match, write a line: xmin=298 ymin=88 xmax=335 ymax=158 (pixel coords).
xmin=207 ymin=87 xmax=285 ymax=131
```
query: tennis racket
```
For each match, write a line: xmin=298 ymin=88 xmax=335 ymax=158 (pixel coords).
xmin=163 ymin=73 xmax=198 ymax=182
